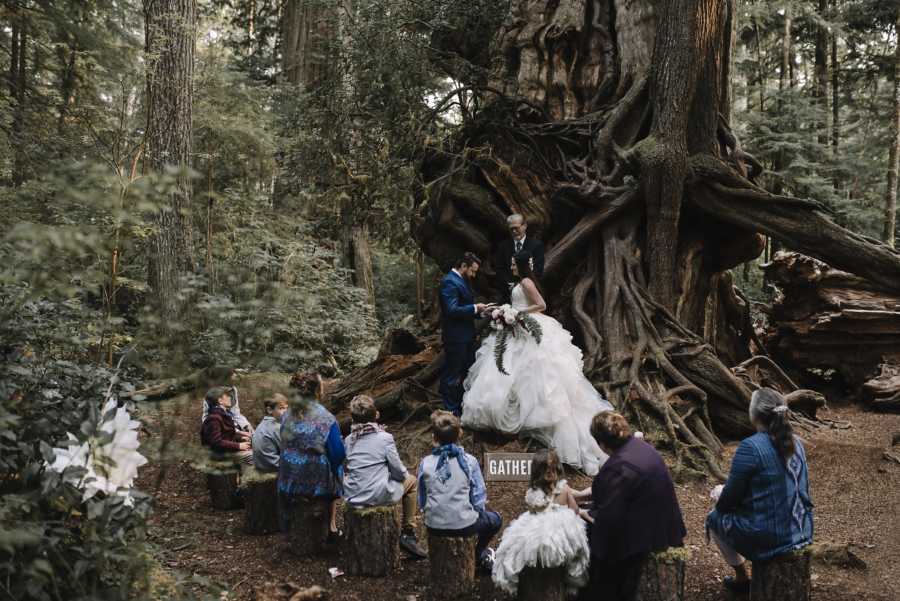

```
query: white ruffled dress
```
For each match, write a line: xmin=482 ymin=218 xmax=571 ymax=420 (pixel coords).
xmin=491 ymin=481 xmax=591 ymax=596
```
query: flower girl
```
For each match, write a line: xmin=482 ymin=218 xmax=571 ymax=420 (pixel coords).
xmin=492 ymin=449 xmax=590 ymax=596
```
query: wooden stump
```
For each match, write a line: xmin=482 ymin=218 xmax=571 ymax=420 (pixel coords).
xmin=634 ymin=548 xmax=688 ymax=601
xmin=751 ymin=549 xmax=811 ymax=601
xmin=343 ymin=504 xmax=401 ymax=576
xmin=517 ymin=566 xmax=566 ymax=601
xmin=427 ymin=533 xmax=476 ymax=600
xmin=206 ymin=471 xmax=240 ymax=510
xmin=284 ymin=496 xmax=331 ymax=557
xmin=241 ymin=469 xmax=280 ymax=535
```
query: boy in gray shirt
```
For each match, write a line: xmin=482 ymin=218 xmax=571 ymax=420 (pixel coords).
xmin=251 ymin=394 xmax=288 ymax=472
xmin=343 ymin=395 xmax=426 ymax=558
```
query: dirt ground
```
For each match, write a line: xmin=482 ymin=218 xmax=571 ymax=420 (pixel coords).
xmin=137 ymin=395 xmax=900 ymax=601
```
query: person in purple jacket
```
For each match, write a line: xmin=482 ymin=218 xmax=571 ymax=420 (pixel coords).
xmin=579 ymin=411 xmax=687 ymax=601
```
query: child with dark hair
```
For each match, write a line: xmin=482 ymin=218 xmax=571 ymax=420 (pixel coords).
xmin=343 ymin=395 xmax=426 ymax=558
xmin=252 ymin=394 xmax=289 ymax=472
xmin=200 ymin=387 xmax=253 ymax=466
xmin=706 ymin=388 xmax=813 ymax=593
xmin=417 ymin=410 xmax=502 ymax=571
xmin=492 ymin=449 xmax=590 ymax=596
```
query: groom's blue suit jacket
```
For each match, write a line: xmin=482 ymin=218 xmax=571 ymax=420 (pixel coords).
xmin=440 ymin=271 xmax=476 ymax=344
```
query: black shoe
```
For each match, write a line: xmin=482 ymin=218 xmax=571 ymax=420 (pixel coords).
xmin=325 ymin=528 xmax=343 ymax=545
xmin=723 ymin=576 xmax=751 ymax=594
xmin=399 ymin=532 xmax=427 ymax=559
xmin=477 ymin=547 xmax=495 ymax=573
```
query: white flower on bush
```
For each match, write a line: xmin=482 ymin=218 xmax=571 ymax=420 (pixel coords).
xmin=46 ymin=398 xmax=147 ymax=506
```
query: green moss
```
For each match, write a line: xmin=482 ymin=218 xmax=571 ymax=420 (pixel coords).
xmin=239 ymin=467 xmax=278 ymax=487
xmin=651 ymin=547 xmax=692 ymax=563
xmin=348 ymin=504 xmax=398 ymax=517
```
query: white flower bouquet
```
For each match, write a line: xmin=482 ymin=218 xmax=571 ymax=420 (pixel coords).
xmin=484 ymin=304 xmax=543 ymax=375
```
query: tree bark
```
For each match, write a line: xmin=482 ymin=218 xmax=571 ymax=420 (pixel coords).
xmin=281 ymin=0 xmax=330 ymax=86
xmin=831 ymin=1 xmax=839 ymax=163
xmin=11 ymin=17 xmax=27 ymax=187
xmin=143 ymin=0 xmax=196 ymax=321
xmin=517 ymin=567 xmax=566 ymax=601
xmin=815 ymin=0 xmax=830 ymax=146
xmin=634 ymin=552 xmax=686 ymax=601
xmin=427 ymin=534 xmax=476 ymax=600
xmin=347 ymin=224 xmax=375 ymax=303
xmin=751 ymin=550 xmax=811 ymax=601
xmin=885 ymin=9 xmax=900 ymax=248
xmin=242 ymin=470 xmax=280 ymax=534
xmin=343 ymin=504 xmax=401 ymax=576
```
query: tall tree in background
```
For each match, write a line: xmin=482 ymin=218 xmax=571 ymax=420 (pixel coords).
xmin=885 ymin=8 xmax=900 ymax=248
xmin=143 ymin=0 xmax=196 ymax=319
xmin=815 ymin=0 xmax=830 ymax=145
xmin=279 ymin=0 xmax=375 ymax=302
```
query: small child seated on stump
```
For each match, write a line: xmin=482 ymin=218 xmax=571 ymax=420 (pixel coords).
xmin=252 ymin=394 xmax=289 ymax=472
xmin=492 ymin=449 xmax=590 ymax=596
xmin=417 ymin=410 xmax=501 ymax=572
xmin=343 ymin=394 xmax=427 ymax=559
xmin=201 ymin=386 xmax=253 ymax=466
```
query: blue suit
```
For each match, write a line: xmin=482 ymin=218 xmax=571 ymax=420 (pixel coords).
xmin=439 ymin=270 xmax=478 ymax=415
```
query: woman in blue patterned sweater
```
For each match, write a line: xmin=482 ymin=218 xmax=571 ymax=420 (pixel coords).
xmin=278 ymin=372 xmax=345 ymax=542
xmin=707 ymin=387 xmax=814 ymax=593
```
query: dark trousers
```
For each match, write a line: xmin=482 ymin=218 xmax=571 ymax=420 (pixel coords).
xmin=429 ymin=509 xmax=502 ymax=560
xmin=577 ymin=553 xmax=647 ymax=601
xmin=439 ymin=341 xmax=476 ymax=416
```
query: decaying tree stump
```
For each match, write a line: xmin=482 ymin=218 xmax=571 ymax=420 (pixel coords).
xmin=343 ymin=504 xmax=401 ymax=576
xmin=634 ymin=548 xmax=687 ymax=601
xmin=427 ymin=534 xmax=476 ymax=600
xmin=254 ymin=582 xmax=328 ymax=601
xmin=284 ymin=496 xmax=331 ymax=557
xmin=241 ymin=469 xmax=280 ymax=535
xmin=751 ymin=549 xmax=811 ymax=601
xmin=517 ymin=566 xmax=566 ymax=601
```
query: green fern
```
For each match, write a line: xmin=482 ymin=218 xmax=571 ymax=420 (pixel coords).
xmin=494 ymin=328 xmax=510 ymax=375
xmin=519 ymin=314 xmax=543 ymax=345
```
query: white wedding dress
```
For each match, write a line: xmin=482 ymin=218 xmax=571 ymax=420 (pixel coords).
xmin=461 ymin=283 xmax=613 ymax=474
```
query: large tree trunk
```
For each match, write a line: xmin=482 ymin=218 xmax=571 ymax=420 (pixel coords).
xmin=815 ymin=0 xmax=830 ymax=146
xmin=143 ymin=0 xmax=196 ymax=321
xmin=884 ymin=9 xmax=900 ymax=248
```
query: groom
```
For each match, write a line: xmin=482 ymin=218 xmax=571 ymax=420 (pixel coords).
xmin=439 ymin=252 xmax=491 ymax=416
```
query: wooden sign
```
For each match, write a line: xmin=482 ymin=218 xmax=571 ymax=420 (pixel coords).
xmin=484 ymin=452 xmax=534 ymax=482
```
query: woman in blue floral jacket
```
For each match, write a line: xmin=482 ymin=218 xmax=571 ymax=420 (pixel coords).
xmin=277 ymin=372 xmax=345 ymax=541
xmin=707 ymin=387 xmax=814 ymax=593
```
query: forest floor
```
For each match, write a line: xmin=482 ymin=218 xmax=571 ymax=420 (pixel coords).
xmin=136 ymin=394 xmax=900 ymax=601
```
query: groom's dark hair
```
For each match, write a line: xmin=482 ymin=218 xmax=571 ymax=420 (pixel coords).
xmin=454 ymin=252 xmax=482 ymax=269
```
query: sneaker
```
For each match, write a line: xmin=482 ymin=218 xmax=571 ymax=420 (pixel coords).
xmin=478 ymin=547 xmax=495 ymax=573
xmin=399 ymin=532 xmax=427 ymax=559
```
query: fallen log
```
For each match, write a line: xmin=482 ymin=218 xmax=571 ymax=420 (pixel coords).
xmin=764 ymin=252 xmax=900 ymax=400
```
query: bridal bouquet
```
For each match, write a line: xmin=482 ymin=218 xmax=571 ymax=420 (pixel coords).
xmin=486 ymin=304 xmax=543 ymax=375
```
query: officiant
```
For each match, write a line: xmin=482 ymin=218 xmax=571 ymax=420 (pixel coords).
xmin=494 ymin=214 xmax=544 ymax=302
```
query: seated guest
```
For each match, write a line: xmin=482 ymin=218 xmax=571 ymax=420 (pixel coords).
xmin=278 ymin=372 xmax=345 ymax=542
xmin=706 ymin=388 xmax=813 ymax=593
xmin=201 ymin=386 xmax=253 ymax=465
xmin=343 ymin=395 xmax=427 ymax=558
xmin=252 ymin=394 xmax=289 ymax=472
xmin=201 ymin=385 xmax=254 ymax=435
xmin=492 ymin=449 xmax=590 ymax=596
xmin=418 ymin=410 xmax=501 ymax=572
xmin=580 ymin=411 xmax=686 ymax=601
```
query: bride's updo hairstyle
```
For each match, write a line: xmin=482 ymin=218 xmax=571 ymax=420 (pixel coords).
xmin=590 ymin=411 xmax=632 ymax=451
xmin=529 ymin=449 xmax=562 ymax=496
xmin=513 ymin=250 xmax=543 ymax=296
xmin=749 ymin=387 xmax=795 ymax=460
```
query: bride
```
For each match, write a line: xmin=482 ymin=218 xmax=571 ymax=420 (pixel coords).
xmin=461 ymin=251 xmax=613 ymax=475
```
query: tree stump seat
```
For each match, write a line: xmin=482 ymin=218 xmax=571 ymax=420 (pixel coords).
xmin=284 ymin=495 xmax=331 ymax=557
xmin=427 ymin=532 xmax=476 ymax=600
xmin=240 ymin=468 xmax=280 ymax=535
xmin=343 ymin=504 xmax=401 ymax=576
xmin=751 ymin=548 xmax=811 ymax=601
xmin=634 ymin=547 xmax=688 ymax=601
xmin=203 ymin=460 xmax=242 ymax=511
xmin=517 ymin=565 xmax=566 ymax=601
